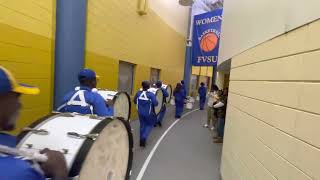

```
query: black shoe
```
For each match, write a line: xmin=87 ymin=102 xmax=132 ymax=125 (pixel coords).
xmin=154 ymin=124 xmax=158 ymax=127
xmin=140 ymin=139 xmax=146 ymax=147
xmin=158 ymin=122 xmax=162 ymax=127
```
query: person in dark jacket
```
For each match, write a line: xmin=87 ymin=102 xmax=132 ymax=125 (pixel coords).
xmin=198 ymin=82 xmax=207 ymax=110
xmin=173 ymin=83 xmax=185 ymax=119
xmin=180 ymin=80 xmax=187 ymax=99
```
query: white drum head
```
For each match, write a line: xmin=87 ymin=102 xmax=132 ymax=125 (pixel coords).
xmin=79 ymin=118 xmax=133 ymax=180
xmin=98 ymin=90 xmax=131 ymax=121
xmin=162 ymin=84 xmax=172 ymax=103
xmin=113 ymin=92 xmax=131 ymax=121
xmin=148 ymin=88 xmax=163 ymax=115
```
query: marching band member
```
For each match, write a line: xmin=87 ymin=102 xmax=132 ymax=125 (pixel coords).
xmin=180 ymin=80 xmax=187 ymax=99
xmin=0 ymin=66 xmax=68 ymax=180
xmin=173 ymin=83 xmax=185 ymax=119
xmin=58 ymin=69 xmax=113 ymax=117
xmin=198 ymin=82 xmax=207 ymax=110
xmin=134 ymin=81 xmax=158 ymax=147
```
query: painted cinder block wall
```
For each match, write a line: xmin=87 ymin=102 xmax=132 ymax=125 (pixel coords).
xmin=221 ymin=20 xmax=320 ymax=180
xmin=0 ymin=0 xmax=55 ymax=134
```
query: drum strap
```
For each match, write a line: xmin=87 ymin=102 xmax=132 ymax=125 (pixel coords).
xmin=57 ymin=89 xmax=94 ymax=114
xmin=137 ymin=91 xmax=152 ymax=115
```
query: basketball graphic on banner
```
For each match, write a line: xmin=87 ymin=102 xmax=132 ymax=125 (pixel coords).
xmin=192 ymin=9 xmax=223 ymax=66
xmin=200 ymin=32 xmax=218 ymax=52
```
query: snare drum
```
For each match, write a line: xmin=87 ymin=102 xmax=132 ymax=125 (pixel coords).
xmin=98 ymin=90 xmax=131 ymax=121
xmin=17 ymin=113 xmax=133 ymax=180
xmin=147 ymin=88 xmax=164 ymax=115
xmin=161 ymin=84 xmax=172 ymax=103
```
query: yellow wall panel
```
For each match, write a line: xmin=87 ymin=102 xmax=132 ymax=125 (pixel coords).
xmin=0 ymin=42 xmax=51 ymax=64
xmin=85 ymin=0 xmax=186 ymax=111
xmin=133 ymin=65 xmax=151 ymax=93
xmin=2 ymin=1 xmax=52 ymax=25
xmin=161 ymin=68 xmax=184 ymax=89
xmin=30 ymin=0 xmax=53 ymax=12
xmin=222 ymin=19 xmax=320 ymax=180
xmin=207 ymin=67 xmax=213 ymax=77
xmin=192 ymin=66 xmax=200 ymax=75
xmin=306 ymin=20 xmax=320 ymax=51
xmin=0 ymin=61 xmax=51 ymax=79
xmin=0 ymin=23 xmax=52 ymax=51
xmin=0 ymin=1 xmax=55 ymax=134
xmin=85 ymin=52 xmax=119 ymax=90
xmin=0 ymin=5 xmax=52 ymax=38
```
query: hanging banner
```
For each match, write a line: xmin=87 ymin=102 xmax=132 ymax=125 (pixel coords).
xmin=192 ymin=9 xmax=223 ymax=66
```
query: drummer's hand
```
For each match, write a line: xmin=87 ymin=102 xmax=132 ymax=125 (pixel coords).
xmin=40 ymin=148 xmax=68 ymax=180
xmin=105 ymin=100 xmax=114 ymax=106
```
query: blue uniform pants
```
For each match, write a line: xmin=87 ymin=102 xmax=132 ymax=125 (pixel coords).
xmin=175 ymin=104 xmax=184 ymax=118
xmin=157 ymin=105 xmax=166 ymax=123
xmin=139 ymin=114 xmax=155 ymax=141
xmin=199 ymin=97 xmax=206 ymax=110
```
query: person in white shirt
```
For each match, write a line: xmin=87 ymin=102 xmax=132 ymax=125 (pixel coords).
xmin=204 ymin=85 xmax=219 ymax=130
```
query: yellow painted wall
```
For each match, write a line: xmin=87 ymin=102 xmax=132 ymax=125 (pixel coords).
xmin=191 ymin=66 xmax=213 ymax=77
xmin=221 ymin=20 xmax=320 ymax=180
xmin=85 ymin=0 xmax=186 ymax=119
xmin=0 ymin=1 xmax=55 ymax=134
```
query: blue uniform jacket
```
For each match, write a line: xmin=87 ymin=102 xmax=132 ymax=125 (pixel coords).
xmin=0 ymin=133 xmax=45 ymax=180
xmin=58 ymin=86 xmax=113 ymax=116
xmin=161 ymin=87 xmax=169 ymax=103
xmin=181 ymin=84 xmax=187 ymax=98
xmin=174 ymin=90 xmax=185 ymax=106
xmin=134 ymin=90 xmax=158 ymax=117
xmin=198 ymin=86 xmax=207 ymax=98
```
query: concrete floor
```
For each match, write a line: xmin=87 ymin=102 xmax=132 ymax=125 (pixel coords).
xmin=130 ymin=104 xmax=222 ymax=180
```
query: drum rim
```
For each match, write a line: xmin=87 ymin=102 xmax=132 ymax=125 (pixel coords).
xmin=69 ymin=118 xmax=112 ymax=177
xmin=154 ymin=89 xmax=164 ymax=115
xmin=70 ymin=117 xmax=134 ymax=179
xmin=114 ymin=91 xmax=132 ymax=121
xmin=97 ymin=89 xmax=132 ymax=121
xmin=17 ymin=114 xmax=133 ymax=179
xmin=165 ymin=84 xmax=172 ymax=103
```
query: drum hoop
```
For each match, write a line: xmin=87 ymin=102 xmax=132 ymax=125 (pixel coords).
xmin=69 ymin=118 xmax=112 ymax=177
xmin=98 ymin=89 xmax=131 ymax=121
xmin=69 ymin=118 xmax=134 ymax=179
xmin=116 ymin=118 xmax=134 ymax=180
xmin=114 ymin=91 xmax=132 ymax=121
xmin=154 ymin=89 xmax=164 ymax=115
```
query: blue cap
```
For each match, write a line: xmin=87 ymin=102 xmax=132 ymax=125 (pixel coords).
xmin=78 ymin=69 xmax=99 ymax=81
xmin=0 ymin=66 xmax=40 ymax=95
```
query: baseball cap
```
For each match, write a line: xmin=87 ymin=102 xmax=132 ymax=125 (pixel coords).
xmin=0 ymin=66 xmax=40 ymax=95
xmin=78 ymin=69 xmax=99 ymax=81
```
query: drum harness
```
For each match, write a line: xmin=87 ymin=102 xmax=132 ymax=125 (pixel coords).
xmin=0 ymin=144 xmax=47 ymax=175
xmin=57 ymin=87 xmax=96 ymax=115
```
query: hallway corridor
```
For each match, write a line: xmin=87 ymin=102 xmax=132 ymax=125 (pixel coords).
xmin=130 ymin=106 xmax=222 ymax=180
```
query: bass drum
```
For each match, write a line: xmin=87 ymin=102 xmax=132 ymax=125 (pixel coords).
xmin=17 ymin=113 xmax=133 ymax=180
xmin=98 ymin=90 xmax=131 ymax=121
xmin=147 ymin=88 xmax=164 ymax=115
xmin=161 ymin=84 xmax=172 ymax=103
